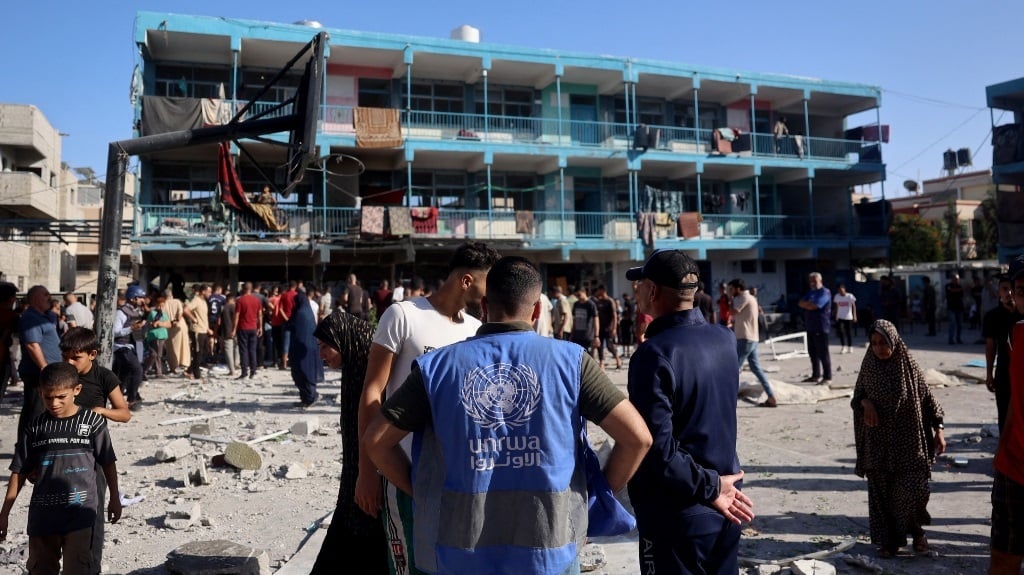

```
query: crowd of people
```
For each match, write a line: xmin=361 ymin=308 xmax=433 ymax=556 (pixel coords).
xmin=0 ymin=244 xmax=1022 ymax=574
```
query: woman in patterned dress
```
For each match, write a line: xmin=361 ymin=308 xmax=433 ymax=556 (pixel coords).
xmin=852 ymin=319 xmax=946 ymax=557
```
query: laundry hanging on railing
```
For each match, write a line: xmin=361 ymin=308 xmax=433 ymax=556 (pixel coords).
xmin=640 ymin=185 xmax=686 ymax=221
xmin=410 ymin=206 xmax=439 ymax=234
xmin=216 ymin=142 xmax=287 ymax=232
xmin=141 ymin=96 xmax=202 ymax=136
xmin=388 ymin=207 xmax=414 ymax=236
xmin=637 ymin=212 xmax=656 ymax=248
xmin=515 ymin=211 xmax=535 ymax=235
xmin=677 ymin=212 xmax=702 ymax=239
xmin=354 ymin=107 xmax=403 ymax=148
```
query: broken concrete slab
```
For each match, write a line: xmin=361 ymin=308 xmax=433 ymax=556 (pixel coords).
xmin=289 ymin=417 xmax=319 ymax=437
xmin=164 ymin=503 xmax=201 ymax=530
xmin=739 ymin=380 xmax=852 ymax=405
xmin=156 ymin=438 xmax=194 ymax=462
xmin=165 ymin=540 xmax=270 ymax=575
xmin=284 ymin=463 xmax=308 ymax=480
xmin=754 ymin=565 xmax=782 ymax=575
xmin=190 ymin=423 xmax=211 ymax=437
xmin=223 ymin=442 xmax=262 ymax=471
xmin=188 ymin=454 xmax=211 ymax=486
xmin=791 ymin=559 xmax=836 ymax=575
xmin=579 ymin=543 xmax=607 ymax=572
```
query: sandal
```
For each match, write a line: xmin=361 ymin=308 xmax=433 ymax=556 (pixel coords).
xmin=757 ymin=398 xmax=778 ymax=408
xmin=912 ymin=533 xmax=929 ymax=554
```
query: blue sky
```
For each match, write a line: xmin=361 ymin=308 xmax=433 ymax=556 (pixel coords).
xmin=2 ymin=0 xmax=1018 ymax=196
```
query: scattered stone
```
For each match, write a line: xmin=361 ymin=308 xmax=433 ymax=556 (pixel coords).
xmin=190 ymin=423 xmax=211 ymax=436
xmin=755 ymin=565 xmax=782 ymax=575
xmin=981 ymin=424 xmax=1001 ymax=439
xmin=964 ymin=435 xmax=983 ymax=444
xmin=578 ymin=543 xmax=606 ymax=572
xmin=156 ymin=438 xmax=194 ymax=462
xmin=189 ymin=455 xmax=211 ymax=486
xmin=289 ymin=417 xmax=319 ymax=437
xmin=165 ymin=540 xmax=270 ymax=575
xmin=224 ymin=442 xmax=262 ymax=471
xmin=841 ymin=554 xmax=883 ymax=574
xmin=924 ymin=369 xmax=959 ymax=387
xmin=164 ymin=503 xmax=202 ymax=530
xmin=284 ymin=463 xmax=308 ymax=480
xmin=791 ymin=559 xmax=836 ymax=575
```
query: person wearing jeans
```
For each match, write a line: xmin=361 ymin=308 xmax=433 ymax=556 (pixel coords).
xmin=730 ymin=279 xmax=777 ymax=407
xmin=233 ymin=283 xmax=263 ymax=380
xmin=946 ymin=274 xmax=965 ymax=345
xmin=799 ymin=272 xmax=833 ymax=385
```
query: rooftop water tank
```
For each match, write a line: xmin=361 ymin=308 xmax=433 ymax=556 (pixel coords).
xmin=294 ymin=20 xmax=323 ymax=28
xmin=450 ymin=25 xmax=480 ymax=43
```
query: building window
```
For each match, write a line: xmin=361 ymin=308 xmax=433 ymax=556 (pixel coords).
xmin=475 ymin=86 xmax=534 ymax=118
xmin=740 ymin=260 xmax=757 ymax=274
xmin=154 ymin=65 xmax=232 ymax=99
xmin=410 ymin=82 xmax=464 ymax=114
xmin=761 ymin=260 xmax=777 ymax=274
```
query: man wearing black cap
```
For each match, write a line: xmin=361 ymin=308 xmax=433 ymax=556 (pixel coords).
xmin=991 ymin=255 xmax=1024 ymax=575
xmin=625 ymin=250 xmax=753 ymax=575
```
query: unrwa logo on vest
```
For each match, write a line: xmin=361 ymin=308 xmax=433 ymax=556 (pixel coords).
xmin=460 ymin=363 xmax=541 ymax=430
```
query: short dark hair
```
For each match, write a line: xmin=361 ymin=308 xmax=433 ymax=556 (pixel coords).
xmin=0 ymin=282 xmax=17 ymax=302
xmin=728 ymin=278 xmax=745 ymax=290
xmin=486 ymin=257 xmax=542 ymax=316
xmin=40 ymin=362 xmax=80 ymax=391
xmin=447 ymin=242 xmax=501 ymax=276
xmin=60 ymin=327 xmax=99 ymax=355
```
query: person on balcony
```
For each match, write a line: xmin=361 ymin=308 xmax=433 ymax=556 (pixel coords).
xmin=773 ymin=117 xmax=789 ymax=154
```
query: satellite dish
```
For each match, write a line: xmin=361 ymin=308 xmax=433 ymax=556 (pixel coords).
xmin=903 ymin=180 xmax=919 ymax=193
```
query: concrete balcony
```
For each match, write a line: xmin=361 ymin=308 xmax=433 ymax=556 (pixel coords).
xmin=0 ymin=104 xmax=60 ymax=161
xmin=0 ymin=172 xmax=59 ymax=219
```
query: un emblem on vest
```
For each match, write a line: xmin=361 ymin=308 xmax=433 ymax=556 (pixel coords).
xmin=460 ymin=363 xmax=541 ymax=430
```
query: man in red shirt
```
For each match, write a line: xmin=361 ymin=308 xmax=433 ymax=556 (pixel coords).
xmin=275 ymin=281 xmax=298 ymax=369
xmin=993 ymin=256 xmax=1024 ymax=574
xmin=232 ymin=282 xmax=263 ymax=380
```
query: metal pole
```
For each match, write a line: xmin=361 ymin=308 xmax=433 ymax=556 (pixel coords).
xmin=560 ymin=167 xmax=566 ymax=241
xmin=693 ymin=86 xmax=700 ymax=144
xmin=486 ymin=164 xmax=493 ymax=240
xmin=754 ymin=175 xmax=761 ymax=236
xmin=750 ymin=92 xmax=756 ymax=157
xmin=808 ymin=177 xmax=815 ymax=237
xmin=556 ymin=75 xmax=563 ymax=141
xmin=96 ymin=143 xmax=128 ymax=369
xmin=406 ymin=63 xmax=412 ymax=111
xmin=407 ymin=161 xmax=413 ymax=207
xmin=696 ymin=172 xmax=702 ymax=213
xmin=483 ymin=69 xmax=489 ymax=141
xmin=803 ymin=98 xmax=811 ymax=158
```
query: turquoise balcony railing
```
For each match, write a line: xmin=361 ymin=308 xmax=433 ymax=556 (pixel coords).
xmin=315 ymin=104 xmax=875 ymax=164
xmin=136 ymin=204 xmax=886 ymax=244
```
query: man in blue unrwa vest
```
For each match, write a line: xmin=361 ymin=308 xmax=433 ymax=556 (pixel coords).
xmin=364 ymin=257 xmax=652 ymax=575
xmin=626 ymin=249 xmax=755 ymax=575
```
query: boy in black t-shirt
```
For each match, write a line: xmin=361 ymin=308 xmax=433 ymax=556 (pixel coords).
xmin=61 ymin=327 xmax=132 ymax=422
xmin=0 ymin=363 xmax=121 ymax=575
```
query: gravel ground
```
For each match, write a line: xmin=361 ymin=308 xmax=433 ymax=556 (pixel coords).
xmin=0 ymin=326 xmax=1004 ymax=574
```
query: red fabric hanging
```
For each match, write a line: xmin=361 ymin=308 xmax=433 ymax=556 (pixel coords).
xmin=217 ymin=142 xmax=252 ymax=210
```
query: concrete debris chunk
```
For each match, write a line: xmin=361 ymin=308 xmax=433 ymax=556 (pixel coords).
xmin=156 ymin=438 xmax=194 ymax=462
xmin=188 ymin=454 xmax=211 ymax=486
xmin=224 ymin=442 xmax=262 ymax=471
xmin=791 ymin=559 xmax=836 ymax=575
xmin=840 ymin=553 xmax=883 ymax=574
xmin=284 ymin=462 xmax=308 ymax=480
xmin=164 ymin=503 xmax=201 ymax=530
xmin=165 ymin=540 xmax=270 ymax=575
xmin=189 ymin=423 xmax=211 ymax=437
xmin=982 ymin=424 xmax=1001 ymax=438
xmin=755 ymin=565 xmax=782 ymax=575
xmin=289 ymin=417 xmax=319 ymax=437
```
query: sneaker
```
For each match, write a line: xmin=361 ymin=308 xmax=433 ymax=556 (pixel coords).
xmin=819 ymin=379 xmax=831 ymax=386
xmin=802 ymin=376 xmax=821 ymax=383
xmin=757 ymin=397 xmax=778 ymax=408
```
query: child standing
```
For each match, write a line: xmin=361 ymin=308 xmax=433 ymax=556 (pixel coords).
xmin=0 ymin=362 xmax=122 ymax=575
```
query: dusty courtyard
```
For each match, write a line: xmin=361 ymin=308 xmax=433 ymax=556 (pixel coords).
xmin=0 ymin=326 xmax=1006 ymax=574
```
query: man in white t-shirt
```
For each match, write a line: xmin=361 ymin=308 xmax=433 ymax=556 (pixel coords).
xmin=729 ymin=279 xmax=777 ymax=407
xmin=357 ymin=242 xmax=501 ymax=575
xmin=832 ymin=283 xmax=857 ymax=354
xmin=63 ymin=293 xmax=94 ymax=330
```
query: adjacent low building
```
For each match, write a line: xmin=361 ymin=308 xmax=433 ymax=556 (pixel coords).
xmin=129 ymin=12 xmax=889 ymax=301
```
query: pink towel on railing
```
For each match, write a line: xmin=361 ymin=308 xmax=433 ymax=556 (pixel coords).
xmin=410 ymin=207 xmax=438 ymax=234
xmin=388 ymin=207 xmax=413 ymax=236
xmin=361 ymin=206 xmax=384 ymax=236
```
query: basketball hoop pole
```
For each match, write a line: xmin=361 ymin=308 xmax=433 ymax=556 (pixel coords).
xmin=95 ymin=117 xmax=300 ymax=368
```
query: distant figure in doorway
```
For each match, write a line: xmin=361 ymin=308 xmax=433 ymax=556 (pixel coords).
xmin=922 ymin=276 xmax=937 ymax=336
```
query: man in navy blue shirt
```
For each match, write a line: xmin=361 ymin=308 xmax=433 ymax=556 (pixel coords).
xmin=625 ymin=250 xmax=753 ymax=575
xmin=798 ymin=272 xmax=832 ymax=385
xmin=17 ymin=286 xmax=63 ymax=436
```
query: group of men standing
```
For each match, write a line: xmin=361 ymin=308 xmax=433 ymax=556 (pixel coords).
xmin=348 ymin=244 xmax=752 ymax=575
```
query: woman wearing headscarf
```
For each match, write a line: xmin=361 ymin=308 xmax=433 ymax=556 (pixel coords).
xmin=289 ymin=290 xmax=324 ymax=407
xmin=311 ymin=310 xmax=388 ymax=573
xmin=852 ymin=319 xmax=946 ymax=558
